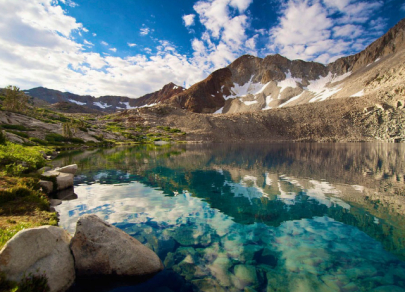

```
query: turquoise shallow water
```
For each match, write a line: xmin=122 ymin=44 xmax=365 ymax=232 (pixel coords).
xmin=55 ymin=143 xmax=405 ymax=292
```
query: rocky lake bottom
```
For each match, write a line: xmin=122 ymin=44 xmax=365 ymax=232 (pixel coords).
xmin=53 ymin=143 xmax=405 ymax=292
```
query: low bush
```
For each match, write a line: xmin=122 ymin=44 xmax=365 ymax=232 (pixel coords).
xmin=6 ymin=130 xmax=29 ymax=139
xmin=0 ymin=124 xmax=34 ymax=131
xmin=29 ymin=137 xmax=48 ymax=146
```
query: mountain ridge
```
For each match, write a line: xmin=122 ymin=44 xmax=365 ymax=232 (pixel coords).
xmin=24 ymin=17 xmax=405 ymax=115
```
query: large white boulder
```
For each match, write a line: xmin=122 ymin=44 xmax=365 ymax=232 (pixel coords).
xmin=42 ymin=171 xmax=74 ymax=191
xmin=0 ymin=226 xmax=75 ymax=292
xmin=70 ymin=214 xmax=164 ymax=277
xmin=55 ymin=164 xmax=78 ymax=175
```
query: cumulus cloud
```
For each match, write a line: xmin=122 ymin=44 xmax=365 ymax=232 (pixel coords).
xmin=109 ymin=48 xmax=117 ymax=52
xmin=101 ymin=41 xmax=108 ymax=46
xmin=183 ymin=14 xmax=196 ymax=27
xmin=127 ymin=43 xmax=136 ymax=47
xmin=0 ymin=0 xmax=206 ymax=98
xmin=191 ymin=0 xmax=255 ymax=69
xmin=268 ymin=0 xmax=385 ymax=64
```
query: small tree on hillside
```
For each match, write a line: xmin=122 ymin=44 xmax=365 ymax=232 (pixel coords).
xmin=3 ymin=85 xmax=29 ymax=113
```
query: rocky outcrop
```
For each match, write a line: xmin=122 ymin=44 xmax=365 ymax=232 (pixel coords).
xmin=70 ymin=214 xmax=164 ymax=277
xmin=0 ymin=226 xmax=75 ymax=292
xmin=168 ymin=68 xmax=233 ymax=113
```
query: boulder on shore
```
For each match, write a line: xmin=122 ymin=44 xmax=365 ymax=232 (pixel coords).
xmin=41 ymin=171 xmax=74 ymax=192
xmin=70 ymin=214 xmax=164 ymax=277
xmin=0 ymin=226 xmax=75 ymax=292
xmin=55 ymin=164 xmax=78 ymax=175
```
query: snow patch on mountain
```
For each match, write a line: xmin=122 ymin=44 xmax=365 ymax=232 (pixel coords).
xmin=243 ymin=100 xmax=258 ymax=106
xmin=262 ymin=95 xmax=273 ymax=110
xmin=307 ymin=72 xmax=351 ymax=103
xmin=225 ymin=76 xmax=270 ymax=100
xmin=94 ymin=101 xmax=112 ymax=109
xmin=279 ymin=92 xmax=305 ymax=108
xmin=214 ymin=107 xmax=224 ymax=114
xmin=69 ymin=99 xmax=86 ymax=105
xmin=276 ymin=71 xmax=302 ymax=99
xmin=351 ymin=90 xmax=364 ymax=97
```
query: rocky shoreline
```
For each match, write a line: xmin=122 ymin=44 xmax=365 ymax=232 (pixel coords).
xmin=0 ymin=215 xmax=163 ymax=292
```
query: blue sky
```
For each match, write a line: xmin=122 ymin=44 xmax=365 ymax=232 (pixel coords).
xmin=0 ymin=0 xmax=404 ymax=98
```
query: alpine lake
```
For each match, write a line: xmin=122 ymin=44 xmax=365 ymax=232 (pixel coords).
xmin=52 ymin=143 xmax=405 ymax=292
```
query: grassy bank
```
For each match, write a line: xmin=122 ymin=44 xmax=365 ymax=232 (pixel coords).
xmin=0 ymin=140 xmax=58 ymax=249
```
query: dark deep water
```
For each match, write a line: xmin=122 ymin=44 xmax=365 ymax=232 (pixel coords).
xmin=54 ymin=143 xmax=405 ymax=292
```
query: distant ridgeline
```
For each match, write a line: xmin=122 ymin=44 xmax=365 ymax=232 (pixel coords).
xmin=25 ymin=18 xmax=405 ymax=115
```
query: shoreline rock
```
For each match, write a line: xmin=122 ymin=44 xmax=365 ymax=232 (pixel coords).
xmin=0 ymin=226 xmax=75 ymax=292
xmin=70 ymin=214 xmax=164 ymax=277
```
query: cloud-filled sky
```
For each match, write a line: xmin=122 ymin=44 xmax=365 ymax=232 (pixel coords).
xmin=0 ymin=0 xmax=403 ymax=98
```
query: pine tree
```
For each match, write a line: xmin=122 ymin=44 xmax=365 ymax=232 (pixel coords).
xmin=3 ymin=86 xmax=29 ymax=113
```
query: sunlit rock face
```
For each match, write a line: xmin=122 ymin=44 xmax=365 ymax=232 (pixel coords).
xmin=54 ymin=143 xmax=405 ymax=291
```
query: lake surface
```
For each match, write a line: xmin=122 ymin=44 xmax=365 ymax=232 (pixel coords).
xmin=54 ymin=143 xmax=405 ymax=292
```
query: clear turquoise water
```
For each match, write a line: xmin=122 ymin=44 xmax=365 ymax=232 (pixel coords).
xmin=55 ymin=143 xmax=405 ymax=292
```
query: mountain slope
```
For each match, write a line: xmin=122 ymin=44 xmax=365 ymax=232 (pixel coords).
xmin=25 ymin=82 xmax=184 ymax=113
xmin=166 ymin=18 xmax=405 ymax=114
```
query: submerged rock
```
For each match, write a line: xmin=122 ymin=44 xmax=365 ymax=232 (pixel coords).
xmin=70 ymin=214 xmax=164 ymax=277
xmin=0 ymin=226 xmax=75 ymax=292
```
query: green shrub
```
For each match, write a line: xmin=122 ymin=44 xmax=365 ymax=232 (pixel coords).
xmin=6 ymin=130 xmax=29 ymax=139
xmin=0 ymin=130 xmax=6 ymax=145
xmin=0 ymin=143 xmax=46 ymax=175
xmin=0 ymin=124 xmax=34 ymax=131
xmin=45 ymin=133 xmax=65 ymax=143
xmin=29 ymin=138 xmax=48 ymax=146
xmin=68 ymin=137 xmax=84 ymax=144
xmin=78 ymin=127 xmax=88 ymax=132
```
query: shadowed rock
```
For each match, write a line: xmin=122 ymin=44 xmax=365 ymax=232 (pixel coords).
xmin=70 ymin=214 xmax=164 ymax=277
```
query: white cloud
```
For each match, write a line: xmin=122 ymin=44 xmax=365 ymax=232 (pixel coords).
xmin=0 ymin=0 xmax=206 ymax=98
xmin=268 ymin=0 xmax=385 ymax=64
xmin=83 ymin=39 xmax=94 ymax=47
xmin=92 ymin=33 xmax=97 ymax=37
xmin=127 ymin=43 xmax=137 ymax=47
xmin=183 ymin=14 xmax=196 ymax=27
xmin=191 ymin=0 xmax=254 ymax=70
xmin=60 ymin=0 xmax=78 ymax=7
xmin=101 ymin=41 xmax=108 ymax=46
xmin=109 ymin=48 xmax=117 ymax=52
xmin=82 ymin=27 xmax=89 ymax=32
xmin=140 ymin=26 xmax=152 ymax=36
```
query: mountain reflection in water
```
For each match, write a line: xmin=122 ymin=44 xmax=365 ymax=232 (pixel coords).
xmin=55 ymin=143 xmax=405 ymax=292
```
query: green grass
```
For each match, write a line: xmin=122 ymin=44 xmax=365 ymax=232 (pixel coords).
xmin=0 ymin=143 xmax=47 ymax=176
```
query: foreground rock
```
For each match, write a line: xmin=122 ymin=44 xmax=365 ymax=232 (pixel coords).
xmin=70 ymin=214 xmax=164 ymax=277
xmin=0 ymin=226 xmax=75 ymax=292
